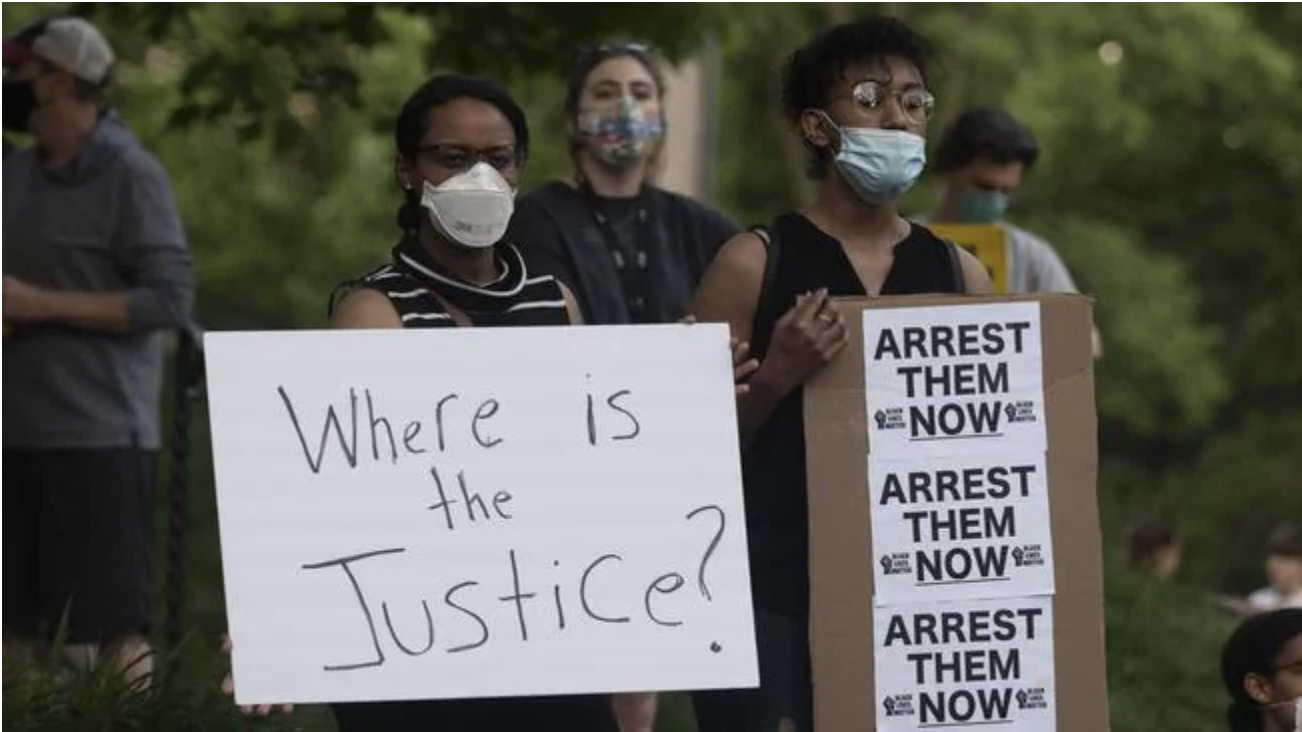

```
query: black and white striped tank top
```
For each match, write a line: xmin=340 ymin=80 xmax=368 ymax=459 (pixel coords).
xmin=331 ymin=238 xmax=571 ymax=328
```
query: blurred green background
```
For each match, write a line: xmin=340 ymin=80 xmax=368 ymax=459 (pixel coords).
xmin=4 ymin=3 xmax=1301 ymax=730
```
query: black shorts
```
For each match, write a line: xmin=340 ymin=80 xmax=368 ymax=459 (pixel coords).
xmin=331 ymin=694 xmax=618 ymax=732
xmin=692 ymin=611 xmax=813 ymax=732
xmin=3 ymin=448 xmax=155 ymax=645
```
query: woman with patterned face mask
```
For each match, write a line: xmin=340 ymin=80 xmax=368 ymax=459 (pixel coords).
xmin=1222 ymin=608 xmax=1302 ymax=732
xmin=509 ymin=42 xmax=741 ymax=329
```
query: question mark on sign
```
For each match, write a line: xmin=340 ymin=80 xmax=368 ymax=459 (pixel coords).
xmin=686 ymin=505 xmax=726 ymax=602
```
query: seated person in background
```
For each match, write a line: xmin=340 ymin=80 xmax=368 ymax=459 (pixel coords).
xmin=1126 ymin=516 xmax=1183 ymax=581
xmin=1221 ymin=522 xmax=1302 ymax=618
xmin=926 ymin=107 xmax=1103 ymax=359
xmin=1249 ymin=523 xmax=1302 ymax=613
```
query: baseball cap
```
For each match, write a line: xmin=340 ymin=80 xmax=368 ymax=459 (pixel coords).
xmin=5 ymin=17 xmax=115 ymax=85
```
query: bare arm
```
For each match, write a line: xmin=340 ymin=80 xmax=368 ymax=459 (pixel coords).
xmin=690 ymin=231 xmax=836 ymax=447
xmin=329 ymin=288 xmax=403 ymax=330
xmin=560 ymin=282 xmax=585 ymax=326
xmin=957 ymin=247 xmax=995 ymax=294
xmin=24 ymin=288 xmax=135 ymax=332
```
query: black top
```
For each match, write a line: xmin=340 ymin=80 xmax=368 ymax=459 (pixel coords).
xmin=326 ymin=239 xmax=619 ymax=732
xmin=745 ymin=212 xmax=964 ymax=618
xmin=509 ymin=181 xmax=739 ymax=325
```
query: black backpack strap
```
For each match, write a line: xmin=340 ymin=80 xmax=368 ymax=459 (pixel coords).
xmin=751 ymin=223 xmax=783 ymax=347
xmin=942 ymin=238 xmax=967 ymax=294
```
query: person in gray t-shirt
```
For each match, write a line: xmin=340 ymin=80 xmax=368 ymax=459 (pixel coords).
xmin=926 ymin=107 xmax=1103 ymax=359
xmin=2 ymin=17 xmax=193 ymax=687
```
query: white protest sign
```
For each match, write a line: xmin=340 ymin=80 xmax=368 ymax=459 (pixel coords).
xmin=875 ymin=597 xmax=1056 ymax=732
xmin=204 ymin=325 xmax=757 ymax=706
xmin=863 ymin=303 xmax=1045 ymax=459
xmin=870 ymin=453 xmax=1054 ymax=605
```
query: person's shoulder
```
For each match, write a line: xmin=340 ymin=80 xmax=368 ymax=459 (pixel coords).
xmin=112 ymin=136 xmax=173 ymax=186
xmin=652 ymin=186 xmax=735 ymax=224
xmin=1001 ymin=220 xmax=1058 ymax=254
xmin=904 ymin=220 xmax=955 ymax=250
xmin=328 ymin=261 xmax=407 ymax=317
xmin=516 ymin=179 xmax=578 ymax=207
xmin=1246 ymin=587 xmax=1282 ymax=611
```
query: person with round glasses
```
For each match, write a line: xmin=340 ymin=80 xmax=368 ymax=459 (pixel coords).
xmin=687 ymin=16 xmax=991 ymax=732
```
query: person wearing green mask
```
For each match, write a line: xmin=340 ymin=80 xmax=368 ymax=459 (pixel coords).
xmin=927 ymin=107 xmax=1102 ymax=358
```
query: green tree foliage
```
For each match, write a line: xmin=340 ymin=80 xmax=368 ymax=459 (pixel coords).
xmin=4 ymin=3 xmax=1299 ymax=730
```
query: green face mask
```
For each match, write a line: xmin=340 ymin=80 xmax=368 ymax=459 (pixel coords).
xmin=955 ymin=188 xmax=1009 ymax=224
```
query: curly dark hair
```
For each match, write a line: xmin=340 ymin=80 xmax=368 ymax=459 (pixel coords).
xmin=780 ymin=16 xmax=937 ymax=174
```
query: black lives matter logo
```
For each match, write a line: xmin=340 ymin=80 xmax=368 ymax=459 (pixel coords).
xmin=880 ymin=552 xmax=913 ymax=576
xmin=1004 ymin=400 xmax=1038 ymax=425
xmin=883 ymin=694 xmax=916 ymax=718
xmin=1016 ymin=687 xmax=1048 ymax=711
xmin=874 ymin=407 xmax=906 ymax=432
xmin=1012 ymin=544 xmax=1046 ymax=568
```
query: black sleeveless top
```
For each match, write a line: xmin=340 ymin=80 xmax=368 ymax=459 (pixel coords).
xmin=746 ymin=212 xmax=964 ymax=617
xmin=331 ymin=238 xmax=571 ymax=328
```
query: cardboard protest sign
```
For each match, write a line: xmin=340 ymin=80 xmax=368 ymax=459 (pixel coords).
xmin=205 ymin=325 xmax=757 ymax=706
xmin=805 ymin=294 xmax=1106 ymax=732
xmin=928 ymin=224 xmax=1010 ymax=293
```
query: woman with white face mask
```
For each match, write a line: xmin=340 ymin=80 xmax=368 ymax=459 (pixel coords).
xmin=224 ymin=75 xmax=619 ymax=732
xmin=328 ymin=74 xmax=583 ymax=333
xmin=1222 ymin=608 xmax=1302 ymax=732
xmin=687 ymin=17 xmax=993 ymax=732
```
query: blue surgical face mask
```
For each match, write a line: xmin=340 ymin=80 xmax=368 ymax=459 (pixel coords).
xmin=820 ymin=113 xmax=926 ymax=204
xmin=955 ymin=188 xmax=1009 ymax=224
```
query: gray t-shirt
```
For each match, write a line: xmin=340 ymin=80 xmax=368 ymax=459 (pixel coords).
xmin=1002 ymin=222 xmax=1079 ymax=294
xmin=3 ymin=113 xmax=194 ymax=449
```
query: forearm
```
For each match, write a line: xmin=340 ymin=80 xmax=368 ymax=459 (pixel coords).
xmin=39 ymin=290 xmax=133 ymax=333
xmin=737 ymin=367 xmax=794 ymax=447
xmin=39 ymin=286 xmax=190 ymax=334
xmin=611 ymin=692 xmax=657 ymax=732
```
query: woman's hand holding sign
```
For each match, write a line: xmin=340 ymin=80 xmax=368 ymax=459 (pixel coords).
xmin=680 ymin=314 xmax=760 ymax=396
xmin=220 ymin=634 xmax=294 ymax=717
xmin=758 ymin=288 xmax=849 ymax=393
xmin=730 ymin=288 xmax=848 ymax=446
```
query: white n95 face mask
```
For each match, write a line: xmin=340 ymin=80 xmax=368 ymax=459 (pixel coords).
xmin=420 ymin=162 xmax=515 ymax=249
